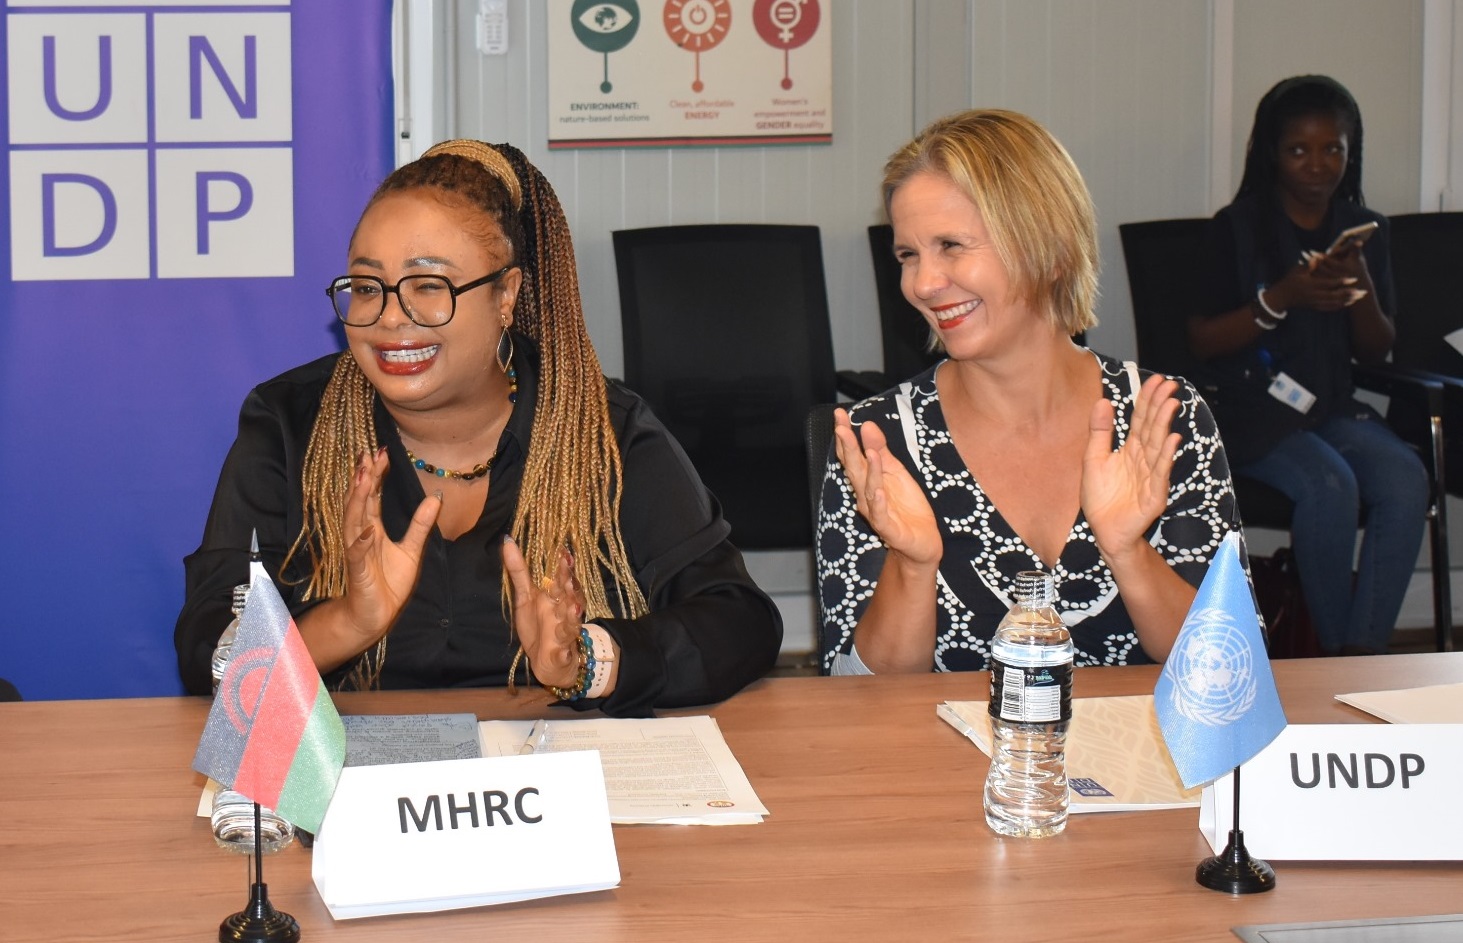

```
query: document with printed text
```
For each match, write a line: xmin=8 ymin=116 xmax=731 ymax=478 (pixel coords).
xmin=477 ymin=714 xmax=768 ymax=825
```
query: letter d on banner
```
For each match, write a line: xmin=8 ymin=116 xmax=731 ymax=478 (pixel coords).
xmin=42 ymin=173 xmax=116 ymax=256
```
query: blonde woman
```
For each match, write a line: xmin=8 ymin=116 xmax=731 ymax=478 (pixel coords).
xmin=177 ymin=141 xmax=781 ymax=714
xmin=817 ymin=110 xmax=1239 ymax=674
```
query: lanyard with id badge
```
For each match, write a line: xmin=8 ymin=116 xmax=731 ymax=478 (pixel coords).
xmin=1257 ymin=347 xmax=1316 ymax=414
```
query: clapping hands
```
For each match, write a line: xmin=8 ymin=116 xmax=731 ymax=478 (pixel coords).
xmin=502 ymin=538 xmax=588 ymax=691
xmin=1081 ymin=374 xmax=1181 ymax=566
xmin=832 ymin=408 xmax=942 ymax=569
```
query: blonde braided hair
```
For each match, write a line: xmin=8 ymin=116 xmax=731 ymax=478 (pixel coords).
xmin=283 ymin=141 xmax=647 ymax=690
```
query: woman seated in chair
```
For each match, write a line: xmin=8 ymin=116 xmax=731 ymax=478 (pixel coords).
xmin=176 ymin=140 xmax=781 ymax=713
xmin=817 ymin=109 xmax=1240 ymax=674
xmin=1188 ymin=75 xmax=1428 ymax=656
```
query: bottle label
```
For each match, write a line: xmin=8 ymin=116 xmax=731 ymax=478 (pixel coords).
xmin=989 ymin=659 xmax=1072 ymax=723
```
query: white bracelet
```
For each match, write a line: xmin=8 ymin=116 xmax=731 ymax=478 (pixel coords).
xmin=1253 ymin=313 xmax=1278 ymax=331
xmin=1257 ymin=288 xmax=1288 ymax=321
xmin=583 ymin=624 xmax=616 ymax=698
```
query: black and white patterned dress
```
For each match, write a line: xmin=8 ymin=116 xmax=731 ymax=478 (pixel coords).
xmin=816 ymin=351 xmax=1239 ymax=673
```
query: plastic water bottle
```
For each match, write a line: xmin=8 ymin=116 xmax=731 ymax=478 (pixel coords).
xmin=210 ymin=581 xmax=295 ymax=855
xmin=983 ymin=570 xmax=1074 ymax=838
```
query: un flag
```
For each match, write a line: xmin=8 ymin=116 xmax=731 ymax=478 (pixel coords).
xmin=1156 ymin=532 xmax=1288 ymax=789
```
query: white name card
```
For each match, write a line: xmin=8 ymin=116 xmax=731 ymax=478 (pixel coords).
xmin=312 ymin=750 xmax=620 ymax=919
xmin=1201 ymin=724 xmax=1463 ymax=861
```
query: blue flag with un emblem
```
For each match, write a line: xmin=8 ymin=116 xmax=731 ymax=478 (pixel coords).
xmin=1155 ymin=532 xmax=1287 ymax=789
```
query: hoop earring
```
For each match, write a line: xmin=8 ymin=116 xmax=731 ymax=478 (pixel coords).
xmin=497 ymin=325 xmax=518 ymax=404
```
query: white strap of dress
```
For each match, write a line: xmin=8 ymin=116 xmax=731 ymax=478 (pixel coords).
xmin=894 ymin=380 xmax=921 ymax=474
xmin=1123 ymin=360 xmax=1142 ymax=403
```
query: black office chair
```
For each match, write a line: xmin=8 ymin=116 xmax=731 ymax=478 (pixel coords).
xmin=613 ymin=224 xmax=838 ymax=549
xmin=1118 ymin=218 xmax=1452 ymax=653
xmin=1387 ymin=212 xmax=1463 ymax=492
xmin=804 ymin=402 xmax=839 ymax=674
xmin=0 ymin=678 xmax=21 ymax=701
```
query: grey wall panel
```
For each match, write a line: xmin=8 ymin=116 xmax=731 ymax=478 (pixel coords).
xmin=930 ymin=0 xmax=1211 ymax=361
xmin=1231 ymin=0 xmax=1423 ymax=216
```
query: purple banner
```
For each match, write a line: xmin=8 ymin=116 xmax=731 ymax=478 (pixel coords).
xmin=0 ymin=1 xmax=395 ymax=699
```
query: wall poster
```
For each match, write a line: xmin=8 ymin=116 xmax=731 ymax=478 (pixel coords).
xmin=548 ymin=0 xmax=831 ymax=149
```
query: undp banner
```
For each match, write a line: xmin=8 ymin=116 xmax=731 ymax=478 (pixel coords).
xmin=0 ymin=0 xmax=394 ymax=699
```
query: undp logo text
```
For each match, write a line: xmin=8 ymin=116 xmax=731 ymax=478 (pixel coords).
xmin=6 ymin=1 xmax=294 ymax=281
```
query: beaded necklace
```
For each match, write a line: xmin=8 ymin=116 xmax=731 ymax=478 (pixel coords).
xmin=400 ymin=355 xmax=517 ymax=482
xmin=405 ymin=447 xmax=498 ymax=482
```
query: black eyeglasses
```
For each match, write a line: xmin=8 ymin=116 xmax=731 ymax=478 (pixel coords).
xmin=325 ymin=265 xmax=514 ymax=327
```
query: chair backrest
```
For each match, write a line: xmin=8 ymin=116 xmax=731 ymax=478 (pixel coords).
xmin=1387 ymin=212 xmax=1463 ymax=376
xmin=804 ymin=403 xmax=838 ymax=541
xmin=613 ymin=224 xmax=837 ymax=549
xmin=1117 ymin=218 xmax=1212 ymax=381
xmin=867 ymin=224 xmax=942 ymax=383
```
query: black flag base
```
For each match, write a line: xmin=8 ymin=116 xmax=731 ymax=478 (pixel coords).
xmin=219 ymin=881 xmax=300 ymax=943
xmin=1196 ymin=828 xmax=1276 ymax=894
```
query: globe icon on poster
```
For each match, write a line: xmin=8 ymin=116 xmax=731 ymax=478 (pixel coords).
xmin=664 ymin=0 xmax=731 ymax=93
xmin=571 ymin=0 xmax=641 ymax=93
xmin=1161 ymin=607 xmax=1258 ymax=727
xmin=752 ymin=0 xmax=820 ymax=89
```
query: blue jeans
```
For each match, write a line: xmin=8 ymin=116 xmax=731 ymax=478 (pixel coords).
xmin=1237 ymin=413 xmax=1428 ymax=653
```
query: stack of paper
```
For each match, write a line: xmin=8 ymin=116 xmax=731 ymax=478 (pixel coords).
xmin=938 ymin=695 xmax=1200 ymax=812
xmin=477 ymin=715 xmax=768 ymax=825
xmin=1335 ymin=682 xmax=1463 ymax=724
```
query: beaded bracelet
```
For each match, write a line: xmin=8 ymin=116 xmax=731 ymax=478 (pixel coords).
xmin=542 ymin=628 xmax=595 ymax=702
xmin=584 ymin=625 xmax=616 ymax=699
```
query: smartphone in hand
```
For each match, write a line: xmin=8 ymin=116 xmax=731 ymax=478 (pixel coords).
xmin=1325 ymin=220 xmax=1379 ymax=257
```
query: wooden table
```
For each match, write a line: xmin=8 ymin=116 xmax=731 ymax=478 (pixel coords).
xmin=3 ymin=654 xmax=1460 ymax=943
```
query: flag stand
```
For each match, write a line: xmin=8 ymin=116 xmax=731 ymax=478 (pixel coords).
xmin=1195 ymin=766 xmax=1276 ymax=894
xmin=219 ymin=802 xmax=300 ymax=942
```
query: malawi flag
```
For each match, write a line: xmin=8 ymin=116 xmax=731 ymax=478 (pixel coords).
xmin=192 ymin=561 xmax=345 ymax=834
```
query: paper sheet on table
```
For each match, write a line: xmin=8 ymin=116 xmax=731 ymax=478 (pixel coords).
xmin=938 ymin=695 xmax=1200 ymax=812
xmin=1445 ymin=326 xmax=1463 ymax=357
xmin=477 ymin=714 xmax=768 ymax=825
xmin=1335 ymin=682 xmax=1463 ymax=724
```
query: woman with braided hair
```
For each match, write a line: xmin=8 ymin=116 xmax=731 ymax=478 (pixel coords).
xmin=176 ymin=141 xmax=782 ymax=714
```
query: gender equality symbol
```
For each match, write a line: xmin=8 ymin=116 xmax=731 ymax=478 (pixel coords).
xmin=571 ymin=0 xmax=641 ymax=93
xmin=753 ymin=0 xmax=819 ymax=90
xmin=664 ymin=0 xmax=731 ymax=93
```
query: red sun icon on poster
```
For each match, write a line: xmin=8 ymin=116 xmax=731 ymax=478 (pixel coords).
xmin=664 ymin=0 xmax=731 ymax=93
xmin=752 ymin=0 xmax=820 ymax=90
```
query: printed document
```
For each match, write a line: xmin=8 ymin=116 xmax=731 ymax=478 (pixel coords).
xmin=938 ymin=695 xmax=1200 ymax=812
xmin=478 ymin=715 xmax=768 ymax=825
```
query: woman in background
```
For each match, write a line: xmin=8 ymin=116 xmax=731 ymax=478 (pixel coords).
xmin=176 ymin=140 xmax=781 ymax=713
xmin=1189 ymin=75 xmax=1427 ymax=656
xmin=817 ymin=109 xmax=1239 ymax=674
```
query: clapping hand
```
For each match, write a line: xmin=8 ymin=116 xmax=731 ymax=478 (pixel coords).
xmin=502 ymin=539 xmax=588 ymax=691
xmin=340 ymin=447 xmax=442 ymax=646
xmin=1081 ymin=374 xmax=1181 ymax=566
xmin=832 ymin=408 xmax=941 ymax=568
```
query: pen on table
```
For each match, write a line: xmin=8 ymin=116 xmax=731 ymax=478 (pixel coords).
xmin=519 ymin=719 xmax=548 ymax=755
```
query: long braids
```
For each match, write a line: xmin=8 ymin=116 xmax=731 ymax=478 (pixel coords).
xmin=283 ymin=141 xmax=646 ymax=691
xmin=486 ymin=142 xmax=648 ymax=627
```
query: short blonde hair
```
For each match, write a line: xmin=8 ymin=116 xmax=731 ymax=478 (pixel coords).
xmin=882 ymin=109 xmax=1099 ymax=336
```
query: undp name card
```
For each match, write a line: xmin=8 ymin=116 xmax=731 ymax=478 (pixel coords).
xmin=312 ymin=750 xmax=619 ymax=919
xmin=1201 ymin=724 xmax=1463 ymax=861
